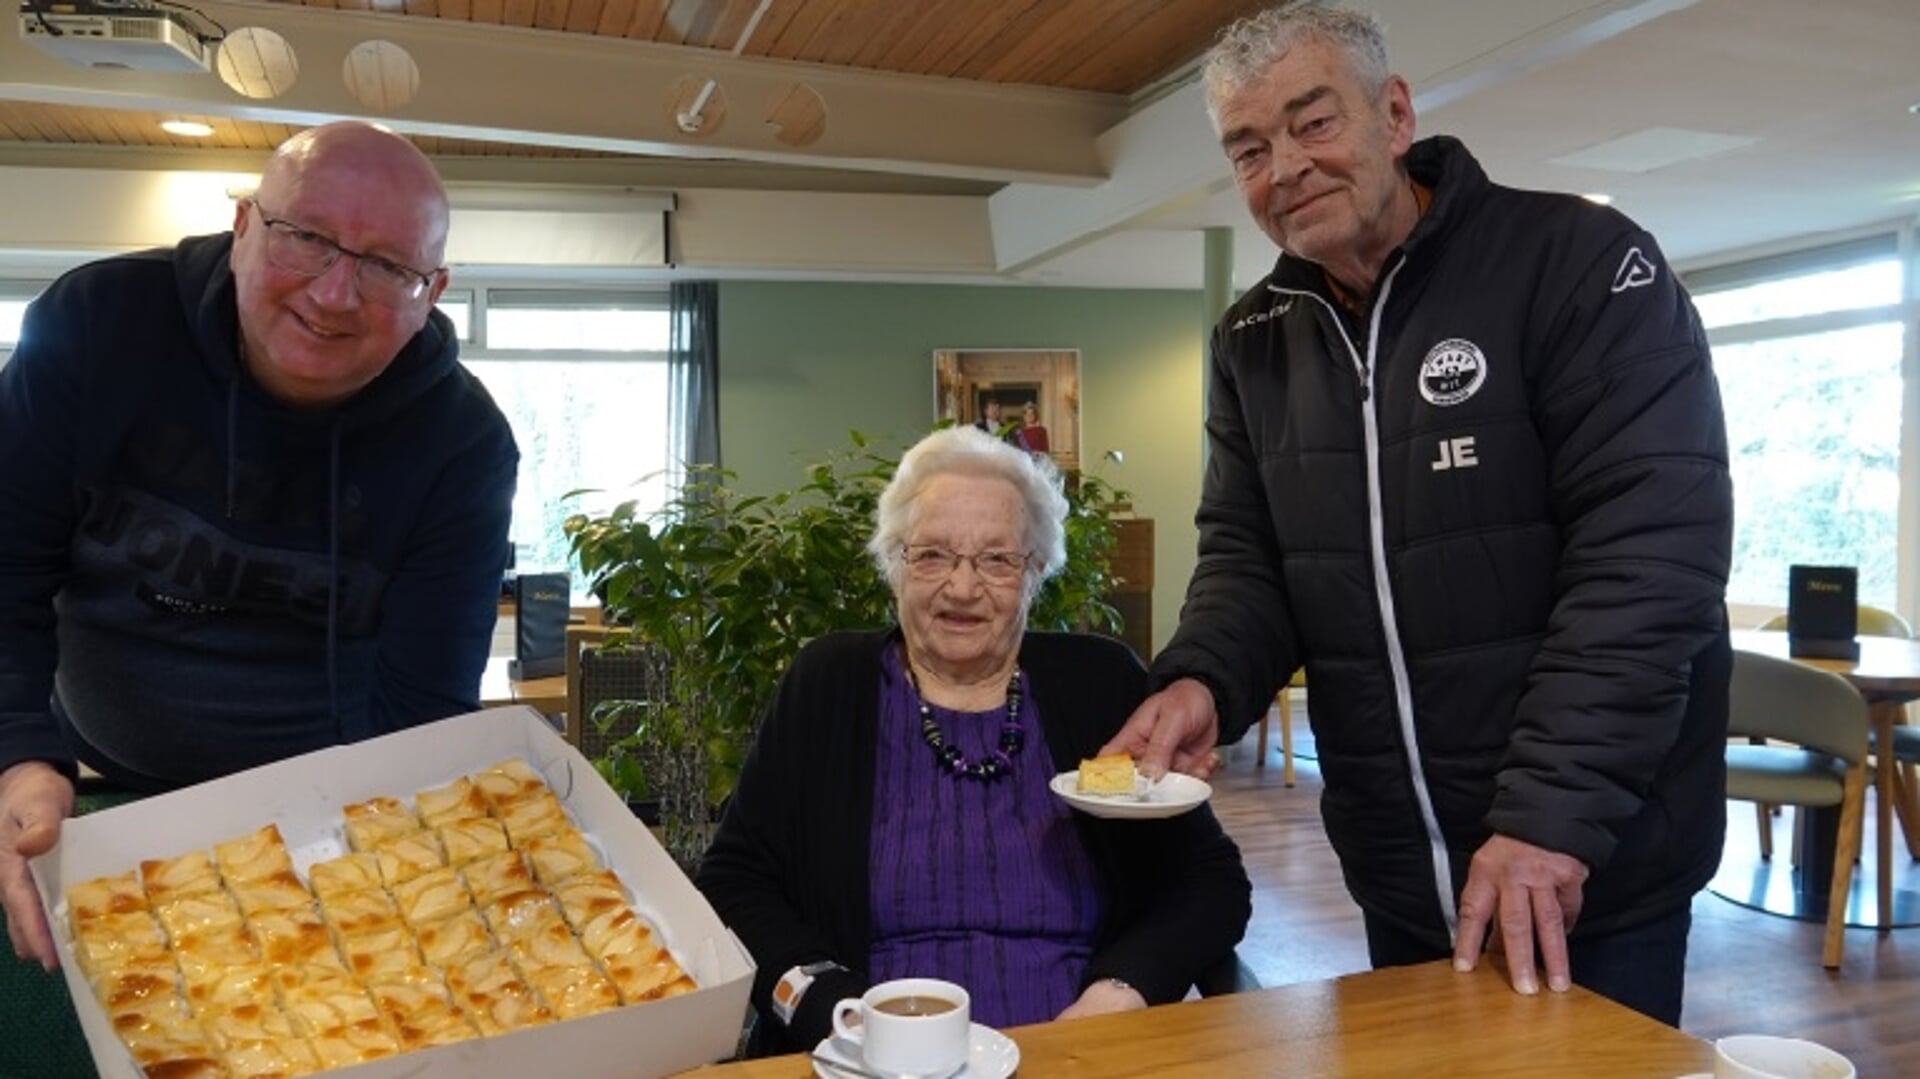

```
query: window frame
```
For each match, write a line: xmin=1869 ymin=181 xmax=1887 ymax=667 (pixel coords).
xmin=1683 ymin=223 xmax=1920 ymax=625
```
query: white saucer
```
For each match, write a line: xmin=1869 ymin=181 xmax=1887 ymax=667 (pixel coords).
xmin=812 ymin=1022 xmax=1019 ymax=1079
xmin=1049 ymin=769 xmax=1211 ymax=819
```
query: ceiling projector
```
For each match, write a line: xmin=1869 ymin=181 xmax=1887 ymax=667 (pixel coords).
xmin=19 ymin=1 xmax=212 ymax=72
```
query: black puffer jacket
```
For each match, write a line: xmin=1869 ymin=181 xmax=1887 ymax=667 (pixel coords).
xmin=1154 ymin=137 xmax=1732 ymax=945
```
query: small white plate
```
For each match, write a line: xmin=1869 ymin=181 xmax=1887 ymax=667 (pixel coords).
xmin=1048 ymin=769 xmax=1211 ymax=819
xmin=812 ymin=1022 xmax=1020 ymax=1079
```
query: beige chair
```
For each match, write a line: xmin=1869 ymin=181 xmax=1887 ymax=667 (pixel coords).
xmin=1256 ymin=669 xmax=1306 ymax=786
xmin=1754 ymin=606 xmax=1920 ymax=860
xmin=1726 ymin=649 xmax=1871 ymax=968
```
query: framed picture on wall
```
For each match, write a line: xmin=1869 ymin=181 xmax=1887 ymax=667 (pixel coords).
xmin=933 ymin=348 xmax=1081 ymax=471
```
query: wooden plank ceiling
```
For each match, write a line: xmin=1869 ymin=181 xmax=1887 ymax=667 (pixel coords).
xmin=0 ymin=0 xmax=1270 ymax=155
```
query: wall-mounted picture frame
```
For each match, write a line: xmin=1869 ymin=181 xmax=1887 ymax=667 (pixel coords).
xmin=933 ymin=348 xmax=1081 ymax=472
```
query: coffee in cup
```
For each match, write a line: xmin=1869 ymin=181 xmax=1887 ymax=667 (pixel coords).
xmin=832 ymin=977 xmax=971 ymax=1076
xmin=1713 ymin=1034 xmax=1856 ymax=1079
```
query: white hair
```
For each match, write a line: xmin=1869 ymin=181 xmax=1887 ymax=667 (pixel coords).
xmin=1202 ymin=2 xmax=1391 ymax=129
xmin=867 ymin=426 xmax=1068 ymax=604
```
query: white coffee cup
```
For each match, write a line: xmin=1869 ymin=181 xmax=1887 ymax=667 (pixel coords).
xmin=831 ymin=977 xmax=971 ymax=1077
xmin=1712 ymin=1034 xmax=1856 ymax=1079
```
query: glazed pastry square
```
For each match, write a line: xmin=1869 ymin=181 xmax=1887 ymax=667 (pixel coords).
xmin=446 ymin=951 xmax=554 ymax=1036
xmin=374 ymin=829 xmax=447 ymax=888
xmin=317 ymin=887 xmax=401 ymax=937
xmin=414 ymin=909 xmax=492 ymax=968
xmin=231 ymin=870 xmax=313 ymax=917
xmin=437 ymin=817 xmax=511 ymax=868
xmin=339 ymin=924 xmax=423 ymax=983
xmin=305 ymin=852 xmax=382 ymax=901
xmin=551 ymin=868 xmax=627 ymax=929
xmin=213 ymin=824 xmax=295 ymax=885
xmin=92 ymin=966 xmax=181 ymax=1017
xmin=472 ymin=758 xmax=548 ymax=810
xmin=114 ymin=1003 xmax=213 ymax=1065
xmin=501 ymin=910 xmax=591 ymax=975
xmin=577 ymin=906 xmax=660 ymax=962
xmin=156 ymin=890 xmax=244 ymax=941
xmin=174 ymin=924 xmax=263 ymax=994
xmin=497 ymin=789 xmax=570 ymax=847
xmin=341 ymin=796 xmax=410 ymax=822
xmin=604 ymin=948 xmax=694 ymax=1004
xmin=267 ymin=963 xmax=358 ymax=998
xmin=74 ymin=911 xmax=170 ymax=977
xmin=481 ymin=889 xmax=563 ymax=942
xmin=460 ymin=850 xmax=535 ymax=905
xmin=140 ymin=850 xmax=220 ymax=905
xmin=66 ymin=870 xmax=147 ymax=926
xmin=344 ymin=812 xmax=420 ymax=854
xmin=392 ymin=866 xmax=472 ymax=926
xmin=199 ymin=1001 xmax=297 ymax=1050
xmin=523 ymin=828 xmax=597 ymax=887
xmin=248 ymin=907 xmax=341 ymax=971
xmin=307 ymin=1019 xmax=403 ymax=1068
xmin=525 ymin=962 xmax=620 ymax=1021
xmin=222 ymin=1037 xmax=322 ymax=1078
xmin=341 ymin=795 xmax=420 ymax=853
xmin=141 ymin=1058 xmax=229 ymax=1079
xmin=184 ymin=962 xmax=276 ymax=1012
xmin=368 ymin=975 xmax=479 ymax=1049
xmin=281 ymin=977 xmax=383 ymax=1038
xmin=415 ymin=776 xmax=490 ymax=827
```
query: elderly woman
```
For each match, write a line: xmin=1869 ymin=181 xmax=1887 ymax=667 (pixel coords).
xmin=696 ymin=426 xmax=1250 ymax=1056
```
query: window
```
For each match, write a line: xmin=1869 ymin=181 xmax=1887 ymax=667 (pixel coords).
xmin=1693 ymin=238 xmax=1909 ymax=611
xmin=460 ymin=289 xmax=676 ymax=587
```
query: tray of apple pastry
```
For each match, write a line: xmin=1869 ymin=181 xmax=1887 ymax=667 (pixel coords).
xmin=35 ymin=706 xmax=755 ymax=1079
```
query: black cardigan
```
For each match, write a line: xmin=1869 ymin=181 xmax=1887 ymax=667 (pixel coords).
xmin=695 ymin=629 xmax=1251 ymax=1054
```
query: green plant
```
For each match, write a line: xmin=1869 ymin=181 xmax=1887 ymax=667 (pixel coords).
xmin=562 ymin=429 xmax=1129 ymax=866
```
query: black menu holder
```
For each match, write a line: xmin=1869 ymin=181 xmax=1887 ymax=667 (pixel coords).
xmin=508 ymin=572 xmax=569 ymax=680
xmin=1787 ymin=564 xmax=1860 ymax=661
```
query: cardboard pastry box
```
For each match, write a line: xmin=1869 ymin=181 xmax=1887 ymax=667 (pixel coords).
xmin=34 ymin=706 xmax=755 ymax=1078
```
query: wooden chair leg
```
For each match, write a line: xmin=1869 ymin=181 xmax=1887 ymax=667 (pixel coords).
xmin=1755 ymin=802 xmax=1774 ymax=860
xmin=1255 ymin=698 xmax=1270 ymax=770
xmin=1896 ymin=763 xmax=1920 ymax=860
xmin=1824 ymin=766 xmax=1868 ymax=968
xmin=1279 ymin=690 xmax=1295 ymax=788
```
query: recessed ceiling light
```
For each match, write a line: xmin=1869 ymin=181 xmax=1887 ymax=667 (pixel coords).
xmin=1581 ymin=193 xmax=1614 ymax=206
xmin=160 ymin=120 xmax=214 ymax=138
xmin=1909 ymin=100 xmax=1920 ymax=115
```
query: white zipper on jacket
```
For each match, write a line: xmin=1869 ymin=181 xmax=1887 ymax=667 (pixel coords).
xmin=1269 ymin=268 xmax=1460 ymax=936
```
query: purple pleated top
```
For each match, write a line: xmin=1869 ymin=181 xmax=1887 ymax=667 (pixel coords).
xmin=867 ymin=646 xmax=1105 ymax=1028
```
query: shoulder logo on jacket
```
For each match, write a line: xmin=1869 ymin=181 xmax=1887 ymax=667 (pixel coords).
xmin=1611 ymin=246 xmax=1658 ymax=293
xmin=1418 ymin=339 xmax=1487 ymax=407
xmin=1231 ymin=298 xmax=1294 ymax=331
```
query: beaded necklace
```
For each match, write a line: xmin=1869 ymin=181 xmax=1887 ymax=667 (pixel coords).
xmin=902 ymin=650 xmax=1025 ymax=781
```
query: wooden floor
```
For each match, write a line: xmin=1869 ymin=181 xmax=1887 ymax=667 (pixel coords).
xmin=1217 ymin=706 xmax=1920 ymax=1077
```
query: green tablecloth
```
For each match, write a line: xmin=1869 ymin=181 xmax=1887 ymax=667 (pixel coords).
xmin=0 ymin=790 xmax=136 ymax=1079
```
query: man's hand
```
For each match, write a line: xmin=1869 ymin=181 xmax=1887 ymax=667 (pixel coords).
xmin=1452 ymin=833 xmax=1588 ymax=996
xmin=1056 ymin=978 xmax=1147 ymax=1021
xmin=0 ymin=761 xmax=75 ymax=969
xmin=1099 ymin=678 xmax=1221 ymax=780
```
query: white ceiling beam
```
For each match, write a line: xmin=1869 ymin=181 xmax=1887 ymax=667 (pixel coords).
xmin=987 ymin=0 xmax=1705 ymax=274
xmin=0 ymin=0 xmax=1127 ymax=185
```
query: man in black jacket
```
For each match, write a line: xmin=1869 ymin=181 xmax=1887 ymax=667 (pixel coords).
xmin=1103 ymin=4 xmax=1731 ymax=1026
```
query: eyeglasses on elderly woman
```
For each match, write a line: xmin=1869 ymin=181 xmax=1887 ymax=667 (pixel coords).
xmin=900 ymin=544 xmax=1030 ymax=584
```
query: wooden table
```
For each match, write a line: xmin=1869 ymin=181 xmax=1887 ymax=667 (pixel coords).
xmin=689 ymin=962 xmax=1711 ymax=1078
xmin=1724 ymin=630 xmax=1920 ymax=927
xmin=479 ymin=654 xmax=567 ymax=716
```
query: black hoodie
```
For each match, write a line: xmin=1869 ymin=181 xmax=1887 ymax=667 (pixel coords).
xmin=0 ymin=233 xmax=518 ymax=791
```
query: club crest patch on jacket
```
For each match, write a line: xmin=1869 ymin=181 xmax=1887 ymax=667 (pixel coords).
xmin=1418 ymin=338 xmax=1487 ymax=407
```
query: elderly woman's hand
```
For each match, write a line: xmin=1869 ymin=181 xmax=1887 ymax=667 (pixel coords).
xmin=1056 ymin=978 xmax=1148 ymax=1021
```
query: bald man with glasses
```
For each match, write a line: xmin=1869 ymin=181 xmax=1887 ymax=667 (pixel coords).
xmin=0 ymin=121 xmax=518 ymax=967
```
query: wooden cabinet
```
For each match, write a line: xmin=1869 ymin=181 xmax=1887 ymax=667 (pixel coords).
xmin=1108 ymin=518 xmax=1155 ymax=662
